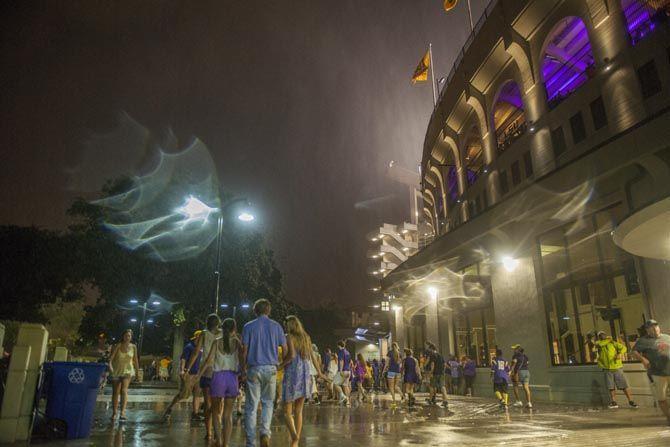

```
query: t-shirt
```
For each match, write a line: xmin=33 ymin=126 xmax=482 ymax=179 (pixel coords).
xmin=633 ymin=334 xmax=670 ymax=376
xmin=491 ymin=357 xmax=511 ymax=384
xmin=387 ymin=351 xmax=401 ymax=373
xmin=338 ymin=348 xmax=351 ymax=372
xmin=181 ymin=341 xmax=201 ymax=374
xmin=463 ymin=359 xmax=477 ymax=377
xmin=448 ymin=360 xmax=461 ymax=378
xmin=512 ymin=352 xmax=529 ymax=372
xmin=242 ymin=315 xmax=287 ymax=367
xmin=431 ymin=353 xmax=445 ymax=376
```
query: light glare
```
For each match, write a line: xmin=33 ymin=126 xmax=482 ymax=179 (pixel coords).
xmin=502 ymin=256 xmax=520 ymax=272
xmin=176 ymin=196 xmax=217 ymax=222
xmin=238 ymin=212 xmax=255 ymax=222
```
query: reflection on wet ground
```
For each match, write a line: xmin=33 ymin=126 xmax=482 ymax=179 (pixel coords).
xmin=32 ymin=392 xmax=670 ymax=446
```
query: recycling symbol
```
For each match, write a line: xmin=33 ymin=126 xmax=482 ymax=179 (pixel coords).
xmin=68 ymin=368 xmax=85 ymax=384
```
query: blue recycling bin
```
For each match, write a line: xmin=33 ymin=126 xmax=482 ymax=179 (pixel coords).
xmin=43 ymin=362 xmax=107 ymax=439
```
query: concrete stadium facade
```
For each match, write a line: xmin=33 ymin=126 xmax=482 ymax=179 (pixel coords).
xmin=382 ymin=0 xmax=670 ymax=407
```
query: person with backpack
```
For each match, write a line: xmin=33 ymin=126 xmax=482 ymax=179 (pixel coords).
xmin=426 ymin=343 xmax=448 ymax=407
xmin=596 ymin=331 xmax=638 ymax=409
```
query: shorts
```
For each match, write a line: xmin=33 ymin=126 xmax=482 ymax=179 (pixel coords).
xmin=651 ymin=375 xmax=670 ymax=401
xmin=604 ymin=368 xmax=628 ymax=390
xmin=386 ymin=371 xmax=401 ymax=379
xmin=464 ymin=375 xmax=475 ymax=388
xmin=515 ymin=369 xmax=530 ymax=385
xmin=431 ymin=374 xmax=445 ymax=389
xmin=210 ymin=370 xmax=239 ymax=398
xmin=493 ymin=382 xmax=508 ymax=393
xmin=333 ymin=371 xmax=351 ymax=386
xmin=200 ymin=376 xmax=212 ymax=389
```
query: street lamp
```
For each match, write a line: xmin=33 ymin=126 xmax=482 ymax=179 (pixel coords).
xmin=220 ymin=301 xmax=251 ymax=319
xmin=128 ymin=297 xmax=160 ymax=358
xmin=176 ymin=196 xmax=255 ymax=314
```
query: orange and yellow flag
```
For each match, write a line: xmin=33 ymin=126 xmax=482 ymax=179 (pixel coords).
xmin=443 ymin=0 xmax=458 ymax=12
xmin=411 ymin=50 xmax=430 ymax=84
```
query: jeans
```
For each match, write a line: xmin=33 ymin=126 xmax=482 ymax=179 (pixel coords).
xmin=245 ymin=365 xmax=277 ymax=447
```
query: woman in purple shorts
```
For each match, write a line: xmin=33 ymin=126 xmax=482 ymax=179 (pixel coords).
xmin=200 ymin=318 xmax=244 ymax=447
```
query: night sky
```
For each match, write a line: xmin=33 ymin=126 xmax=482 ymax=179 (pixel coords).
xmin=0 ymin=0 xmax=487 ymax=308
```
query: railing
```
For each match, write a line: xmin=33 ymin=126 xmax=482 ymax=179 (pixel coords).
xmin=497 ymin=120 xmax=528 ymax=154
xmin=438 ymin=0 xmax=499 ymax=103
xmin=623 ymin=0 xmax=670 ymax=46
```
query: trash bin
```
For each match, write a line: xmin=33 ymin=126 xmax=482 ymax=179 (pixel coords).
xmin=43 ymin=362 xmax=107 ymax=439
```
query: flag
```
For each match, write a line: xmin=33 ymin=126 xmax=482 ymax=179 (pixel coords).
xmin=411 ymin=50 xmax=430 ymax=84
xmin=443 ymin=0 xmax=458 ymax=12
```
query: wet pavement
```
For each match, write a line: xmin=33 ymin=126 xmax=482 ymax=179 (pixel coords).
xmin=27 ymin=388 xmax=670 ymax=446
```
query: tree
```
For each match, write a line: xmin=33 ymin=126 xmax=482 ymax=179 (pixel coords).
xmin=0 ymin=225 xmax=85 ymax=322
xmin=40 ymin=299 xmax=85 ymax=353
xmin=67 ymin=179 xmax=296 ymax=354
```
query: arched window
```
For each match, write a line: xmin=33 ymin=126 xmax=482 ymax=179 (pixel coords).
xmin=447 ymin=166 xmax=459 ymax=202
xmin=464 ymin=127 xmax=484 ymax=185
xmin=541 ymin=16 xmax=595 ymax=108
xmin=492 ymin=80 xmax=527 ymax=154
xmin=622 ymin=0 xmax=668 ymax=45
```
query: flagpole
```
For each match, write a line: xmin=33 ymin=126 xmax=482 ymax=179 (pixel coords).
xmin=429 ymin=43 xmax=437 ymax=107
xmin=467 ymin=0 xmax=474 ymax=31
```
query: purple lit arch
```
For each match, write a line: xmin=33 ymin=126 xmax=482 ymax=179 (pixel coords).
xmin=492 ymin=80 xmax=527 ymax=153
xmin=541 ymin=16 xmax=595 ymax=107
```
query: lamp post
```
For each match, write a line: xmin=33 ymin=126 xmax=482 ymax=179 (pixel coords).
xmin=176 ymin=196 xmax=255 ymax=315
xmin=129 ymin=297 xmax=161 ymax=357
xmin=220 ymin=302 xmax=251 ymax=320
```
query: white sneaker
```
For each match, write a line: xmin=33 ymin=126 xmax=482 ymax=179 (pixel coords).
xmin=513 ymin=401 xmax=523 ymax=407
xmin=525 ymin=402 xmax=533 ymax=408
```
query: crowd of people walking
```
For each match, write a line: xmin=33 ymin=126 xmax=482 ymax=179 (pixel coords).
xmin=105 ymin=310 xmax=670 ymax=445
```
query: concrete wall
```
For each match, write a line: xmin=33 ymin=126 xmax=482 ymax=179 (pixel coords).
xmin=490 ymin=255 xmax=552 ymax=391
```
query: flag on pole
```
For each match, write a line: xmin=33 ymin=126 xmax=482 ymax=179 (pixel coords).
xmin=411 ymin=50 xmax=430 ymax=84
xmin=443 ymin=0 xmax=458 ymax=11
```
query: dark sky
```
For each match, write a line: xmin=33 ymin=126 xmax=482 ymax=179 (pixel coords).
xmin=0 ymin=0 xmax=486 ymax=308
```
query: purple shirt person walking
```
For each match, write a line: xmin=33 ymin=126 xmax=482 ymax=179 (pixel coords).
xmin=242 ymin=299 xmax=287 ymax=447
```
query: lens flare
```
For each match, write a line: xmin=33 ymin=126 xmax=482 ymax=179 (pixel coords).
xmin=86 ymin=115 xmax=224 ymax=261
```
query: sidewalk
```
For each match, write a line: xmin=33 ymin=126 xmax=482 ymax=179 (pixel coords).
xmin=21 ymin=391 xmax=670 ymax=446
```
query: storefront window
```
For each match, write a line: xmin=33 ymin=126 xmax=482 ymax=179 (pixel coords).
xmin=539 ymin=204 xmax=647 ymax=365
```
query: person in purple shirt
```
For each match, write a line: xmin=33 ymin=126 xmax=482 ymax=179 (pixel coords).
xmin=448 ymin=356 xmax=462 ymax=394
xmin=462 ymin=355 xmax=477 ymax=397
xmin=333 ymin=340 xmax=352 ymax=405
xmin=491 ymin=348 xmax=511 ymax=409
xmin=241 ymin=299 xmax=287 ymax=447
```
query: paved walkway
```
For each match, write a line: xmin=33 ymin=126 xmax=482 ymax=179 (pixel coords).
xmin=26 ymin=390 xmax=670 ymax=446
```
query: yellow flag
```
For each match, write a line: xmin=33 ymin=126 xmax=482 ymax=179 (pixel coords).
xmin=443 ymin=0 xmax=458 ymax=12
xmin=411 ymin=50 xmax=430 ymax=84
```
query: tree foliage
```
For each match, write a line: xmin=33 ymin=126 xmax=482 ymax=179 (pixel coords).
xmin=1 ymin=178 xmax=295 ymax=355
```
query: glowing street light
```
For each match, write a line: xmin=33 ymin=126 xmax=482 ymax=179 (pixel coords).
xmin=127 ymin=296 xmax=162 ymax=357
xmin=428 ymin=287 xmax=438 ymax=301
xmin=241 ymin=303 xmax=251 ymax=309
xmin=502 ymin=256 xmax=520 ymax=272
xmin=238 ymin=212 xmax=255 ymax=222
xmin=181 ymin=195 xmax=256 ymax=314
